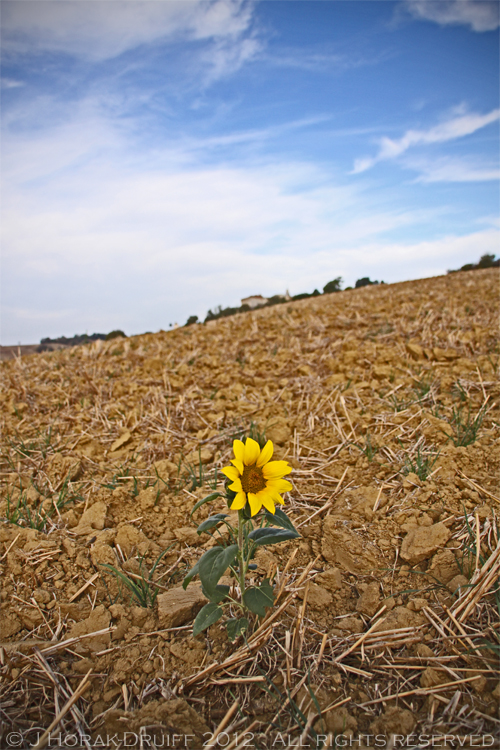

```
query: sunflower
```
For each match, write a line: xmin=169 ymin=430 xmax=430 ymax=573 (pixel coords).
xmin=221 ymin=437 xmax=293 ymax=516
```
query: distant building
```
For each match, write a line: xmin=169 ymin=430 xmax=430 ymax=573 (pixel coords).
xmin=241 ymin=291 xmax=291 ymax=309
xmin=241 ymin=295 xmax=268 ymax=309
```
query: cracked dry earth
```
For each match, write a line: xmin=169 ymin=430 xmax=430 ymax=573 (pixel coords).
xmin=1 ymin=268 xmax=499 ymax=748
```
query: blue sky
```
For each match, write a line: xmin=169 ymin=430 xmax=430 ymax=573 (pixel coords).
xmin=1 ymin=0 xmax=499 ymax=344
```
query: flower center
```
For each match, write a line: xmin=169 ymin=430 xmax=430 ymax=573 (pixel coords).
xmin=241 ymin=464 xmax=266 ymax=494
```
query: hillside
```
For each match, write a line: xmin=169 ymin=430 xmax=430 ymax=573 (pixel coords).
xmin=1 ymin=269 xmax=499 ymax=746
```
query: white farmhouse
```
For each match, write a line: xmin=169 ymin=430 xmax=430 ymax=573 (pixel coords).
xmin=241 ymin=295 xmax=268 ymax=309
xmin=241 ymin=290 xmax=291 ymax=309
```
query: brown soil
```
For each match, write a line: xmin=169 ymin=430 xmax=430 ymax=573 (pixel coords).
xmin=1 ymin=269 xmax=499 ymax=747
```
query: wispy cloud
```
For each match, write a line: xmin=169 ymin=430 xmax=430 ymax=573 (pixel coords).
xmin=176 ymin=115 xmax=332 ymax=153
xmin=410 ymin=156 xmax=500 ymax=183
xmin=404 ymin=0 xmax=500 ymax=32
xmin=198 ymin=34 xmax=262 ymax=85
xmin=1 ymin=0 xmax=257 ymax=61
xmin=1 ymin=0 xmax=262 ymax=85
xmin=352 ymin=107 xmax=500 ymax=173
xmin=264 ymin=50 xmax=389 ymax=73
xmin=1 ymin=77 xmax=25 ymax=89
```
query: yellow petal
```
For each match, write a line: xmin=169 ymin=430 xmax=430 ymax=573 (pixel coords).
xmin=229 ymin=479 xmax=242 ymax=492
xmin=257 ymin=490 xmax=275 ymax=514
xmin=222 ymin=466 xmax=240 ymax=481
xmin=267 ymin=488 xmax=285 ymax=505
xmin=230 ymin=458 xmax=244 ymax=474
xmin=233 ymin=440 xmax=245 ymax=463
xmin=266 ymin=478 xmax=293 ymax=493
xmin=230 ymin=492 xmax=247 ymax=510
xmin=262 ymin=461 xmax=292 ymax=479
xmin=244 ymin=437 xmax=261 ymax=466
xmin=247 ymin=492 xmax=261 ymax=517
xmin=256 ymin=439 xmax=273 ymax=467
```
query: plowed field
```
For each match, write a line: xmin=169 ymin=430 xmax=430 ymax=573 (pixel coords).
xmin=1 ymin=269 xmax=499 ymax=748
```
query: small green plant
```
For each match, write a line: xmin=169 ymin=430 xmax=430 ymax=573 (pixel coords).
xmin=450 ymin=402 xmax=488 ymax=446
xmin=5 ymin=478 xmax=82 ymax=531
xmin=412 ymin=372 xmax=435 ymax=402
xmin=184 ymin=436 xmax=299 ymax=640
xmin=248 ymin=420 xmax=268 ymax=448
xmin=400 ymin=509 xmax=500 ymax=640
xmin=256 ymin=663 xmax=330 ymax=747
xmin=184 ymin=448 xmax=208 ymax=492
xmin=402 ymin=445 xmax=440 ymax=481
xmin=354 ymin=433 xmax=378 ymax=462
xmin=100 ymin=548 xmax=172 ymax=608
xmin=132 ymin=476 xmax=140 ymax=497
xmin=475 ymin=633 xmax=500 ymax=658
xmin=452 ymin=381 xmax=468 ymax=403
xmin=102 ymin=463 xmax=132 ymax=490
xmin=6 ymin=427 xmax=55 ymax=463
xmin=166 ymin=448 xmax=218 ymax=494
xmin=457 ymin=508 xmax=480 ymax=578
xmin=6 ymin=491 xmax=50 ymax=531
xmin=231 ymin=420 xmax=268 ymax=449
xmin=387 ymin=393 xmax=411 ymax=412
xmin=460 ymin=508 xmax=500 ymax=655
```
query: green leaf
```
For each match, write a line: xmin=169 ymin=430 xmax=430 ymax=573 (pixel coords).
xmin=182 ymin=558 xmax=201 ymax=590
xmin=198 ymin=544 xmax=238 ymax=596
xmin=201 ymin=583 xmax=230 ymax=603
xmin=248 ymin=527 xmax=300 ymax=546
xmin=196 ymin=513 xmax=229 ymax=535
xmin=150 ymin=544 xmax=174 ymax=576
xmin=263 ymin=507 xmax=298 ymax=533
xmin=226 ymin=617 xmax=249 ymax=642
xmin=190 ymin=492 xmax=223 ymax=518
xmin=225 ymin=480 xmax=237 ymax=506
xmin=193 ymin=602 xmax=223 ymax=637
xmin=243 ymin=579 xmax=274 ymax=617
xmin=240 ymin=503 xmax=253 ymax=520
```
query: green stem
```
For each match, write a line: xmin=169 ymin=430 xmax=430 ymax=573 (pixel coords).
xmin=238 ymin=510 xmax=246 ymax=601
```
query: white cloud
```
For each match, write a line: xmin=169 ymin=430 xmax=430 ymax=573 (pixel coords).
xmin=1 ymin=0 xmax=257 ymax=61
xmin=352 ymin=107 xmax=500 ymax=173
xmin=3 ymin=148 xmax=494 ymax=342
xmin=1 ymin=77 xmax=25 ymax=88
xmin=1 ymin=104 xmax=450 ymax=342
xmin=174 ymin=115 xmax=332 ymax=153
xmin=411 ymin=157 xmax=500 ymax=183
xmin=198 ymin=34 xmax=261 ymax=84
xmin=2 ymin=93 xmax=498 ymax=343
xmin=190 ymin=0 xmax=255 ymax=40
xmin=405 ymin=0 xmax=500 ymax=32
xmin=3 ymin=199 xmax=498 ymax=342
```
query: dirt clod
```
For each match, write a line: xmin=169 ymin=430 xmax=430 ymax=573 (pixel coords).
xmin=157 ymin=586 xmax=207 ymax=629
xmin=400 ymin=521 xmax=451 ymax=564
